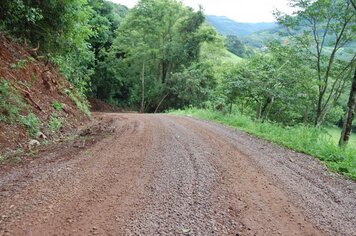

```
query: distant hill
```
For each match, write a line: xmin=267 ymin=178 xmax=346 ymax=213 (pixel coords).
xmin=206 ymin=15 xmax=355 ymax=61
xmin=206 ymin=15 xmax=277 ymax=37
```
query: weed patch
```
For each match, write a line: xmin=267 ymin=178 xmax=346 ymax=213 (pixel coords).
xmin=64 ymin=89 xmax=90 ymax=115
xmin=48 ymin=114 xmax=62 ymax=131
xmin=18 ymin=113 xmax=40 ymax=137
xmin=0 ymin=80 xmax=27 ymax=123
xmin=52 ymin=100 xmax=63 ymax=111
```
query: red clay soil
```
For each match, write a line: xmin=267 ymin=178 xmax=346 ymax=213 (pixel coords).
xmin=0 ymin=113 xmax=355 ymax=236
xmin=0 ymin=33 xmax=88 ymax=152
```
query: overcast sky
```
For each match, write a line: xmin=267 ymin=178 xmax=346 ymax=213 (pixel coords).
xmin=108 ymin=0 xmax=293 ymax=23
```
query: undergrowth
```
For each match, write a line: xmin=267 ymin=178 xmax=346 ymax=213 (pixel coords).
xmin=64 ymin=89 xmax=90 ymax=115
xmin=0 ymin=80 xmax=27 ymax=123
xmin=48 ymin=113 xmax=62 ymax=131
xmin=18 ymin=113 xmax=40 ymax=137
xmin=170 ymin=108 xmax=356 ymax=180
xmin=52 ymin=100 xmax=63 ymax=111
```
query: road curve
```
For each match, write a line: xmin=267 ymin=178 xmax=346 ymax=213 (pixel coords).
xmin=0 ymin=113 xmax=355 ymax=236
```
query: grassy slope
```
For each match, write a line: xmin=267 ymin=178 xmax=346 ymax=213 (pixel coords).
xmin=170 ymin=108 xmax=356 ymax=180
xmin=221 ymin=49 xmax=243 ymax=63
xmin=325 ymin=127 xmax=356 ymax=146
xmin=200 ymin=41 xmax=243 ymax=65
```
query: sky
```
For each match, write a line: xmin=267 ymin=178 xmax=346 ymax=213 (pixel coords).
xmin=108 ymin=0 xmax=294 ymax=23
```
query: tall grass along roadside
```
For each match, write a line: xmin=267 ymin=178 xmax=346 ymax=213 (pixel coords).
xmin=170 ymin=108 xmax=356 ymax=180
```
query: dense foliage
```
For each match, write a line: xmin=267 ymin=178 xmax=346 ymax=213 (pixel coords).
xmin=104 ymin=0 xmax=217 ymax=111
xmin=224 ymin=35 xmax=254 ymax=58
xmin=0 ymin=0 xmax=95 ymax=92
xmin=0 ymin=0 xmax=355 ymax=148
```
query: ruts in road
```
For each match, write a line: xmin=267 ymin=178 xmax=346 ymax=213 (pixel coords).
xmin=0 ymin=113 xmax=355 ymax=236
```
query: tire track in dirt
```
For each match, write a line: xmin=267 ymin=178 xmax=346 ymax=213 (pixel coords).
xmin=0 ymin=114 xmax=159 ymax=235
xmin=170 ymin=115 xmax=356 ymax=236
xmin=125 ymin=116 xmax=242 ymax=235
xmin=0 ymin=113 xmax=355 ymax=236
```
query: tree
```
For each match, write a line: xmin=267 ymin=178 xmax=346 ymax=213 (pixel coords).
xmin=0 ymin=0 xmax=96 ymax=93
xmin=225 ymin=35 xmax=253 ymax=58
xmin=339 ymin=66 xmax=356 ymax=145
xmin=87 ymin=0 xmax=129 ymax=100
xmin=218 ymin=41 xmax=316 ymax=123
xmin=110 ymin=0 xmax=215 ymax=111
xmin=275 ymin=0 xmax=356 ymax=126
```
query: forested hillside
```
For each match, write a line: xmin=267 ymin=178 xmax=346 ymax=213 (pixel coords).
xmin=206 ymin=15 xmax=277 ymax=37
xmin=0 ymin=0 xmax=355 ymax=177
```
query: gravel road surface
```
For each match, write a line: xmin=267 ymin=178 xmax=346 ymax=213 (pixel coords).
xmin=0 ymin=113 xmax=355 ymax=236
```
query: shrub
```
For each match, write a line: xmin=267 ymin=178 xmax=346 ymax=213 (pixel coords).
xmin=48 ymin=114 xmax=62 ymax=131
xmin=52 ymin=100 xmax=63 ymax=111
xmin=64 ymin=89 xmax=90 ymax=115
xmin=0 ymin=81 xmax=26 ymax=123
xmin=18 ymin=113 xmax=40 ymax=137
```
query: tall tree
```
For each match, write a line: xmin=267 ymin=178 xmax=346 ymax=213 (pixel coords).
xmin=339 ymin=66 xmax=356 ymax=146
xmin=111 ymin=0 xmax=215 ymax=111
xmin=0 ymin=0 xmax=95 ymax=93
xmin=275 ymin=0 xmax=356 ymax=126
xmin=87 ymin=0 xmax=128 ymax=99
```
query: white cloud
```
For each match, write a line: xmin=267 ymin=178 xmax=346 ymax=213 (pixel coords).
xmin=108 ymin=0 xmax=293 ymax=23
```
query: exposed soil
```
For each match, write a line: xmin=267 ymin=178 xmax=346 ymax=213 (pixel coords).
xmin=0 ymin=33 xmax=89 ymax=152
xmin=0 ymin=113 xmax=355 ymax=236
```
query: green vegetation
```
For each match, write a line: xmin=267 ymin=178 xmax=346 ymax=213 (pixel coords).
xmin=206 ymin=15 xmax=277 ymax=37
xmin=10 ymin=59 xmax=27 ymax=70
xmin=171 ymin=108 xmax=356 ymax=179
xmin=0 ymin=81 xmax=27 ymax=123
xmin=52 ymin=101 xmax=63 ymax=111
xmin=64 ymin=89 xmax=90 ymax=115
xmin=0 ymin=0 xmax=355 ymax=178
xmin=224 ymin=35 xmax=254 ymax=58
xmin=48 ymin=114 xmax=62 ymax=131
xmin=18 ymin=113 xmax=40 ymax=137
xmin=325 ymin=127 xmax=356 ymax=145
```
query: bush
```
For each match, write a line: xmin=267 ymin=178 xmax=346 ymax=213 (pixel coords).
xmin=48 ymin=114 xmax=62 ymax=131
xmin=64 ymin=89 xmax=90 ymax=115
xmin=18 ymin=113 xmax=40 ymax=137
xmin=0 ymin=81 xmax=27 ymax=123
xmin=52 ymin=100 xmax=63 ymax=111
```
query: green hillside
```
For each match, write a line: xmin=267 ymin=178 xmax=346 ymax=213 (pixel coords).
xmin=206 ymin=15 xmax=277 ymax=37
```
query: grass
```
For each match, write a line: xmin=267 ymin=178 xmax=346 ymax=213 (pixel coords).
xmin=0 ymin=80 xmax=40 ymax=138
xmin=0 ymin=80 xmax=27 ymax=123
xmin=48 ymin=113 xmax=62 ymax=131
xmin=52 ymin=100 xmax=63 ymax=111
xmin=170 ymin=108 xmax=356 ymax=180
xmin=324 ymin=126 xmax=356 ymax=146
xmin=64 ymin=89 xmax=90 ymax=115
xmin=18 ymin=113 xmax=40 ymax=137
xmin=222 ymin=49 xmax=244 ymax=64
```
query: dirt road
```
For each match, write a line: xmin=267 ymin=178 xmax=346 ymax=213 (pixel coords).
xmin=0 ymin=113 xmax=355 ymax=236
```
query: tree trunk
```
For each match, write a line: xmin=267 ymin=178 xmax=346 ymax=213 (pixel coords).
xmin=229 ymin=101 xmax=233 ymax=114
xmin=256 ymin=102 xmax=262 ymax=120
xmin=260 ymin=97 xmax=273 ymax=121
xmin=314 ymin=94 xmax=323 ymax=126
xmin=140 ymin=62 xmax=145 ymax=113
xmin=304 ymin=100 xmax=309 ymax=124
xmin=263 ymin=96 xmax=274 ymax=121
xmin=339 ymin=68 xmax=356 ymax=146
xmin=154 ymin=93 xmax=169 ymax=113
